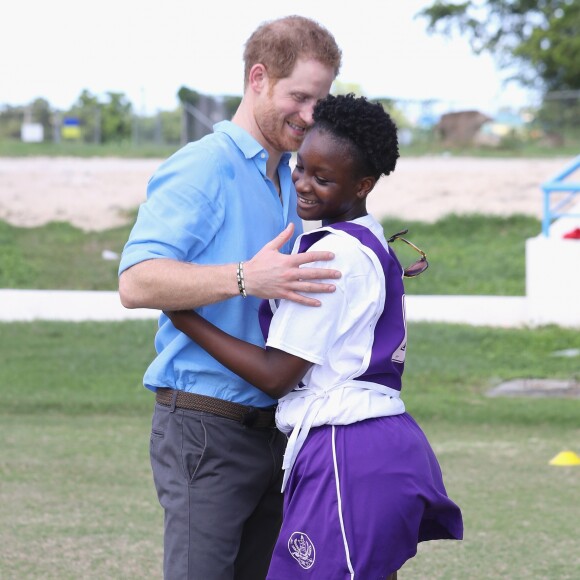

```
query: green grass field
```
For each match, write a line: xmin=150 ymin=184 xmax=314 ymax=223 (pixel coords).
xmin=1 ymin=320 xmax=579 ymax=578
xmin=1 ymin=137 xmax=580 ymax=159
xmin=0 ymin=140 xmax=177 ymax=159
xmin=0 ymin=213 xmax=541 ymax=295
xmin=1 ymin=204 xmax=578 ymax=577
xmin=0 ymin=219 xmax=131 ymax=290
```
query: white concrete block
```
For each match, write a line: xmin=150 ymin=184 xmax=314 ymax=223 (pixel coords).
xmin=0 ymin=289 xmax=159 ymax=322
xmin=406 ymin=295 xmax=529 ymax=328
xmin=526 ymin=235 xmax=580 ymax=327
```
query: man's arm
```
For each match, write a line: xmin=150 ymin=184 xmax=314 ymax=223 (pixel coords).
xmin=119 ymin=223 xmax=341 ymax=310
xmin=119 ymin=259 xmax=239 ymax=311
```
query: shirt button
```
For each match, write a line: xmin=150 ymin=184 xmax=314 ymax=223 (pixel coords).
xmin=260 ymin=153 xmax=265 ymax=159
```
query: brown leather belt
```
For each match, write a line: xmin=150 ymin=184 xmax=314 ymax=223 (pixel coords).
xmin=155 ymin=388 xmax=277 ymax=429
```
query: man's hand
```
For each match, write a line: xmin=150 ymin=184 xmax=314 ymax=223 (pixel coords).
xmin=243 ymin=223 xmax=341 ymax=306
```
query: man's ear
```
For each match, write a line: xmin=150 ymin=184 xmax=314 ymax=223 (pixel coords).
xmin=248 ymin=63 xmax=268 ymax=93
xmin=357 ymin=176 xmax=377 ymax=200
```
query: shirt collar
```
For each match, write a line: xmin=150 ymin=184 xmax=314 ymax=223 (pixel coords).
xmin=214 ymin=120 xmax=292 ymax=167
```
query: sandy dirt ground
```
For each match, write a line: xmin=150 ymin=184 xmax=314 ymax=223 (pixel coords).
xmin=0 ymin=156 xmax=573 ymax=231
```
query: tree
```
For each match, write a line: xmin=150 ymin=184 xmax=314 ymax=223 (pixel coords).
xmin=223 ymin=95 xmax=242 ymax=119
xmin=100 ymin=91 xmax=132 ymax=143
xmin=418 ymin=0 xmax=580 ymax=92
xmin=177 ymin=86 xmax=201 ymax=108
xmin=137 ymin=109 xmax=182 ymax=145
xmin=68 ymin=89 xmax=133 ymax=143
xmin=69 ymin=89 xmax=101 ymax=143
xmin=30 ymin=98 xmax=52 ymax=136
xmin=374 ymin=98 xmax=412 ymax=130
xmin=0 ymin=105 xmax=24 ymax=140
xmin=0 ymin=99 xmax=54 ymax=141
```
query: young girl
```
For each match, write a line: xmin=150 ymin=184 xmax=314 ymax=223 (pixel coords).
xmin=166 ymin=94 xmax=463 ymax=579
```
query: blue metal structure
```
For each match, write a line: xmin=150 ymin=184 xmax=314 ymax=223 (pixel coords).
xmin=542 ymin=154 xmax=580 ymax=236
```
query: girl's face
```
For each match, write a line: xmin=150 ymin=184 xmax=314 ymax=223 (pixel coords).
xmin=292 ymin=127 xmax=373 ymax=225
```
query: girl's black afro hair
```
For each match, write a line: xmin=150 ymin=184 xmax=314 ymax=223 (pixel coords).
xmin=312 ymin=93 xmax=399 ymax=179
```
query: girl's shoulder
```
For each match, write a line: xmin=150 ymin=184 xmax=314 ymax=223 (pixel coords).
xmin=298 ymin=224 xmax=383 ymax=279
xmin=298 ymin=218 xmax=388 ymax=258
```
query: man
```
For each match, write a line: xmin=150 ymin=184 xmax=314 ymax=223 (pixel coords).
xmin=118 ymin=15 xmax=342 ymax=580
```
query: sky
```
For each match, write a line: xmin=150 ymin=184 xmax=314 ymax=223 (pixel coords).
xmin=0 ymin=0 xmax=536 ymax=119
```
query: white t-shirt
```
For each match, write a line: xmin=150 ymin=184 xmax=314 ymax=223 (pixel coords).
xmin=264 ymin=215 xmax=406 ymax=489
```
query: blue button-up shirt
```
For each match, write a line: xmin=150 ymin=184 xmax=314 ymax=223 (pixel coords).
xmin=119 ymin=121 xmax=302 ymax=406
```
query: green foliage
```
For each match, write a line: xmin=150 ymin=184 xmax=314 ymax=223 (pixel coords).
xmin=133 ymin=109 xmax=182 ymax=145
xmin=0 ymin=104 xmax=23 ymax=139
xmin=0 ymin=98 xmax=53 ymax=140
xmin=178 ymin=86 xmax=241 ymax=141
xmin=418 ymin=0 xmax=580 ymax=92
xmin=223 ymin=95 xmax=242 ymax=119
xmin=375 ymin=97 xmax=413 ymax=129
xmin=178 ymin=86 xmax=241 ymax=119
xmin=68 ymin=89 xmax=101 ymax=143
xmin=515 ymin=1 xmax=580 ymax=90
xmin=177 ymin=85 xmax=201 ymax=107
xmin=158 ymin=109 xmax=182 ymax=143
xmin=327 ymin=84 xmax=414 ymax=129
xmin=68 ymin=89 xmax=133 ymax=144
xmin=100 ymin=91 xmax=133 ymax=143
xmin=1 ymin=91 xmax=185 ymax=147
xmin=535 ymin=93 xmax=580 ymax=143
xmin=30 ymin=97 xmax=52 ymax=136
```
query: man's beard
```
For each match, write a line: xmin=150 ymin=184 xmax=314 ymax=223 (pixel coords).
xmin=256 ymin=103 xmax=305 ymax=154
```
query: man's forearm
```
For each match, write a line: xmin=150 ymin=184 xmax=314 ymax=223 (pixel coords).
xmin=119 ymin=258 xmax=239 ymax=310
xmin=119 ymin=224 xmax=341 ymax=311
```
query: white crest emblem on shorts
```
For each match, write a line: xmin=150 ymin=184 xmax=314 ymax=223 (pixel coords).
xmin=288 ymin=531 xmax=315 ymax=569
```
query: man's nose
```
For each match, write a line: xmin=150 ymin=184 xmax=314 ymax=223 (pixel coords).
xmin=300 ymin=103 xmax=315 ymax=127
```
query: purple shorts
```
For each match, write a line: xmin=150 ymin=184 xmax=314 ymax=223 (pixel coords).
xmin=267 ymin=413 xmax=463 ymax=579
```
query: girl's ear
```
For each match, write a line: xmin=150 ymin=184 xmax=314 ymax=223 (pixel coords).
xmin=248 ymin=64 xmax=268 ymax=93
xmin=356 ymin=176 xmax=377 ymax=200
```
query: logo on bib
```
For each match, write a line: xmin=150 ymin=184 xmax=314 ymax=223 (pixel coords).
xmin=288 ymin=531 xmax=315 ymax=569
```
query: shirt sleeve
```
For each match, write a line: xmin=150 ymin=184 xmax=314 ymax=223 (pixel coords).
xmin=119 ymin=144 xmax=225 ymax=274
xmin=265 ymin=232 xmax=381 ymax=365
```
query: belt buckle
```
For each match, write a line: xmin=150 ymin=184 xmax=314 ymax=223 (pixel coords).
xmin=241 ymin=406 xmax=259 ymax=427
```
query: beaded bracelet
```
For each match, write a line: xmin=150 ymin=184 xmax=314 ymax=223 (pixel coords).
xmin=236 ymin=261 xmax=247 ymax=298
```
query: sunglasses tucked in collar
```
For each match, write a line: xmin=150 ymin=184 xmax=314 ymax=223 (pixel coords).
xmin=387 ymin=229 xmax=429 ymax=278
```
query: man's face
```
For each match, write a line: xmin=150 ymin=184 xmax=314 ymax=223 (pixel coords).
xmin=254 ymin=58 xmax=335 ymax=154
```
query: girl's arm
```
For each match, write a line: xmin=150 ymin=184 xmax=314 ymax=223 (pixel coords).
xmin=165 ymin=310 xmax=313 ymax=399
